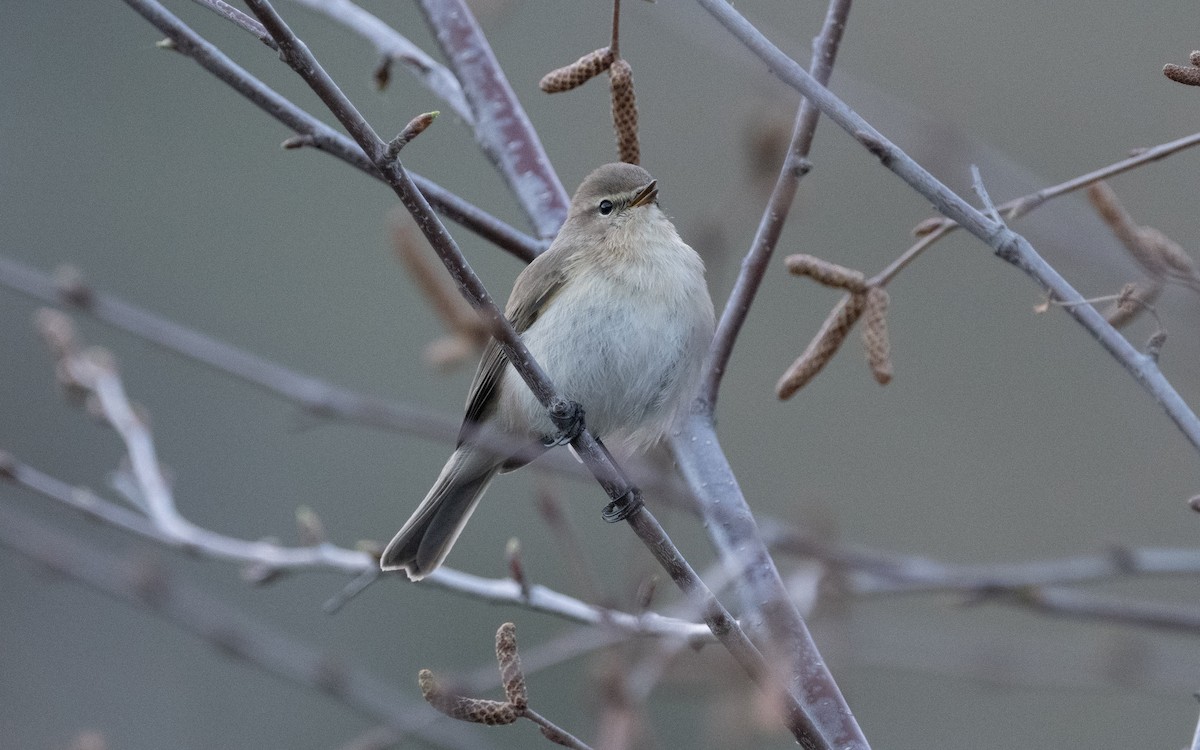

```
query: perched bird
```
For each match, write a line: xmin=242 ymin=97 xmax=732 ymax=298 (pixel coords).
xmin=381 ymin=163 xmax=715 ymax=580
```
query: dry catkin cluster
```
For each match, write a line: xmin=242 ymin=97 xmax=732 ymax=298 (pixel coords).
xmin=776 ymin=254 xmax=896 ymax=398
xmin=539 ymin=43 xmax=641 ymax=164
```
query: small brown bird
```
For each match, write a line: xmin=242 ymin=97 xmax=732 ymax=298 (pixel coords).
xmin=381 ymin=163 xmax=715 ymax=580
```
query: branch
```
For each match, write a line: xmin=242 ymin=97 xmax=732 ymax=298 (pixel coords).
xmin=122 ymin=0 xmax=543 ymax=262
xmin=117 ymin=1 xmax=824 ymax=739
xmin=675 ymin=2 xmax=872 ymax=748
xmin=279 ymin=0 xmax=474 ymax=123
xmin=695 ymin=0 xmax=1200 ymax=454
xmin=0 ymin=503 xmax=488 ymax=750
xmin=699 ymin=0 xmax=852 ymax=412
xmin=769 ymin=529 xmax=1200 ymax=595
xmin=2 ymin=446 xmax=710 ymax=640
xmin=414 ymin=0 xmax=570 ymax=239
xmin=991 ymin=586 xmax=1200 ymax=636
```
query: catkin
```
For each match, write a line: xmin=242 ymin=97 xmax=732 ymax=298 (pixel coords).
xmin=862 ymin=286 xmax=893 ymax=385
xmin=495 ymin=623 xmax=527 ymax=709
xmin=784 ymin=254 xmax=868 ymax=292
xmin=777 ymin=293 xmax=868 ymax=399
xmin=609 ymin=58 xmax=640 ymax=165
xmin=539 ymin=47 xmax=614 ymax=93
xmin=419 ymin=670 xmax=519 ymax=725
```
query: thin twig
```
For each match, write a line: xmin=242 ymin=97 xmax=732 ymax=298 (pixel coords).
xmin=699 ymin=0 xmax=852 ymax=412
xmin=0 ymin=504 xmax=487 ymax=750
xmin=870 ymin=131 xmax=1200 ymax=287
xmin=413 ymin=0 xmax=569 ymax=239
xmin=695 ymin=0 xmax=1200 ymax=454
xmin=3 ymin=447 xmax=713 ymax=640
xmin=995 ymin=586 xmax=1200 ymax=636
xmin=154 ymin=3 xmax=824 ymax=741
xmin=279 ymin=0 xmax=474 ymax=123
xmin=678 ymin=1 xmax=870 ymax=748
xmin=0 ymin=254 xmax=458 ymax=438
xmin=190 ymin=0 xmax=276 ymax=46
xmin=767 ymin=528 xmax=1200 ymax=595
xmin=122 ymin=0 xmax=543 ymax=261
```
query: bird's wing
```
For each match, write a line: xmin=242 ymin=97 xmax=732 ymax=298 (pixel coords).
xmin=457 ymin=259 xmax=569 ymax=447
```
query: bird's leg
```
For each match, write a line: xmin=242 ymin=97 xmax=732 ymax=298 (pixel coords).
xmin=543 ymin=397 xmax=586 ymax=447
xmin=593 ymin=436 xmax=645 ymax=523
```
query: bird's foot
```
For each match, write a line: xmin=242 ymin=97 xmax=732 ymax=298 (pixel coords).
xmin=602 ymin=487 xmax=644 ymax=523
xmin=543 ymin=398 xmax=586 ymax=447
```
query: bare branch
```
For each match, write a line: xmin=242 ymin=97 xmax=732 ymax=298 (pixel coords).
xmin=699 ymin=0 xmax=852 ymax=412
xmin=695 ymin=0 xmax=1200 ymax=455
xmin=3 ymin=445 xmax=715 ymax=640
xmin=0 ymin=503 xmax=487 ymax=750
xmin=122 ymin=0 xmax=543 ymax=261
xmin=677 ymin=2 xmax=871 ymax=747
xmin=281 ymin=0 xmax=474 ymax=122
xmin=414 ymin=0 xmax=569 ymax=239
xmin=239 ymin=3 xmax=821 ymax=741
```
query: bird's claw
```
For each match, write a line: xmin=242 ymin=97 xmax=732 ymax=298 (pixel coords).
xmin=602 ymin=488 xmax=643 ymax=523
xmin=543 ymin=398 xmax=586 ymax=447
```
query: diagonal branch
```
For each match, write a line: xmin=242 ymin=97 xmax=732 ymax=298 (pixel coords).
xmin=699 ymin=0 xmax=852 ymax=413
xmin=122 ymin=0 xmax=542 ymax=262
xmin=281 ymin=0 xmax=474 ymax=124
xmin=676 ymin=2 xmax=871 ymax=748
xmin=414 ymin=0 xmax=570 ymax=240
xmin=695 ymin=0 xmax=1200 ymax=454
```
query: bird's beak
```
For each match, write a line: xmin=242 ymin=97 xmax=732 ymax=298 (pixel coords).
xmin=628 ymin=180 xmax=658 ymax=208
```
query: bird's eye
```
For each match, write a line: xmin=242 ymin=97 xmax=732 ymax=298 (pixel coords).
xmin=598 ymin=199 xmax=614 ymax=215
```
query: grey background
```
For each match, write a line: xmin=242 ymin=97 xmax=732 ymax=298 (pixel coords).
xmin=3 ymin=1 xmax=1200 ymax=748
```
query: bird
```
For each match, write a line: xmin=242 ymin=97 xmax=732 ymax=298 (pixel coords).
xmin=380 ymin=162 xmax=715 ymax=580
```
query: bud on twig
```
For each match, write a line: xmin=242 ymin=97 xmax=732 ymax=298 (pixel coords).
xmin=1104 ymin=279 xmax=1162 ymax=328
xmin=385 ymin=111 xmax=439 ymax=163
xmin=295 ymin=505 xmax=326 ymax=546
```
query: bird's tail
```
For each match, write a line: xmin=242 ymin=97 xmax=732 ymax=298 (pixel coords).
xmin=380 ymin=446 xmax=499 ymax=580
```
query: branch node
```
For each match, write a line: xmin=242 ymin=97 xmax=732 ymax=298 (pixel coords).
xmin=384 ymin=111 xmax=439 ymax=163
xmin=505 ymin=538 xmax=531 ymax=601
xmin=1145 ymin=329 xmax=1167 ymax=362
xmin=601 ymin=488 xmax=643 ymax=522
xmin=280 ymin=134 xmax=316 ymax=150
xmin=854 ymin=129 xmax=890 ymax=164
xmin=54 ymin=264 xmax=94 ymax=309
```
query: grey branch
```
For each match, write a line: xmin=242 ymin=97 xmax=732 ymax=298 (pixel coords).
xmin=694 ymin=0 xmax=1200 ymax=454
xmin=281 ymin=0 xmax=474 ymax=124
xmin=0 ymin=503 xmax=488 ymax=750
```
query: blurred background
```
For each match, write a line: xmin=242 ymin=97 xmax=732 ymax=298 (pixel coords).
xmin=3 ymin=1 xmax=1200 ymax=748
